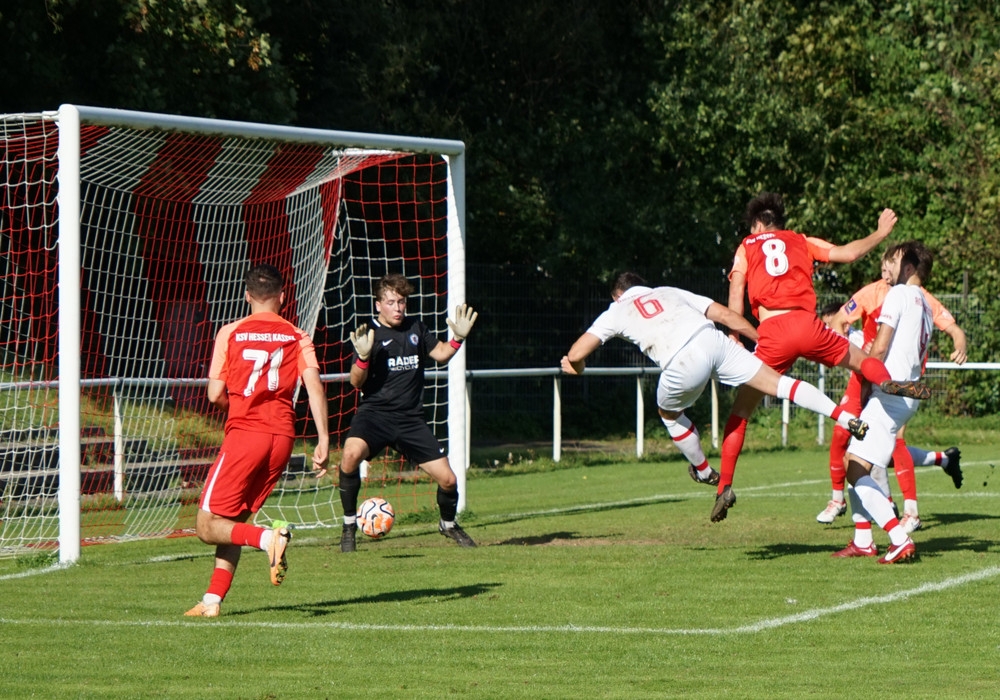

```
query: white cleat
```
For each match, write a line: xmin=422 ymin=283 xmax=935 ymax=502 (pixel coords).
xmin=816 ymin=499 xmax=847 ymax=524
xmin=900 ymin=513 xmax=922 ymax=534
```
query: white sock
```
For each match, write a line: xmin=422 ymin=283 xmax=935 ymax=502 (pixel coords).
xmin=661 ymin=413 xmax=708 ymax=470
xmin=440 ymin=519 xmax=455 ymax=530
xmin=852 ymin=523 xmax=874 ymax=548
xmin=855 ymin=475 xmax=908 ymax=545
xmin=259 ymin=529 xmax=272 ymax=552
xmin=203 ymin=593 xmax=222 ymax=605
xmin=847 ymin=485 xmax=868 ymax=521
xmin=832 ymin=489 xmax=845 ymax=503
xmin=775 ymin=375 xmax=851 ymax=426
xmin=903 ymin=499 xmax=919 ymax=517
xmin=908 ymin=445 xmax=934 ymax=466
xmin=343 ymin=515 xmax=357 ymax=526
xmin=870 ymin=465 xmax=891 ymax=497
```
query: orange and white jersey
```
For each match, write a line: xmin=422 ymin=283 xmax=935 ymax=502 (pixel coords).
xmin=586 ymin=285 xmax=715 ymax=370
xmin=842 ymin=279 xmax=956 ymax=345
xmin=208 ymin=311 xmax=319 ymax=437
xmin=730 ymin=230 xmax=835 ymax=319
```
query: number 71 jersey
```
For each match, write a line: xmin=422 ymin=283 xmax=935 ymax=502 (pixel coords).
xmin=731 ymin=230 xmax=835 ymax=319
xmin=208 ymin=311 xmax=319 ymax=437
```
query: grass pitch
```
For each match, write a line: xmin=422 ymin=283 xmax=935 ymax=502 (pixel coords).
xmin=2 ymin=444 xmax=998 ymax=698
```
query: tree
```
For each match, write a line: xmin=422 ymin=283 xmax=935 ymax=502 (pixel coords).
xmin=0 ymin=0 xmax=295 ymax=121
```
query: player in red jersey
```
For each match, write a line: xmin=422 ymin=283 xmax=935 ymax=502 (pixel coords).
xmin=710 ymin=193 xmax=929 ymax=523
xmin=817 ymin=242 xmax=966 ymax=530
xmin=185 ymin=265 xmax=330 ymax=617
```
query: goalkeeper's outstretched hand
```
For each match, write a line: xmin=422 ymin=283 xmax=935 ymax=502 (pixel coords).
xmin=350 ymin=324 xmax=375 ymax=360
xmin=447 ymin=304 xmax=478 ymax=341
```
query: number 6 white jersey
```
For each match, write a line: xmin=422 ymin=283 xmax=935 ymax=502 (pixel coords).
xmin=585 ymin=285 xmax=716 ymax=370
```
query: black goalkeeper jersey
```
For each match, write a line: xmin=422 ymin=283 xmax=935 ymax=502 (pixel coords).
xmin=355 ymin=316 xmax=439 ymax=414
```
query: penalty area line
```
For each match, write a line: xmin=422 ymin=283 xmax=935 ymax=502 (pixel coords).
xmin=1 ymin=566 xmax=997 ymax=636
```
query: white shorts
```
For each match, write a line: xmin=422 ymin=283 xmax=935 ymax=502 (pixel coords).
xmin=657 ymin=329 xmax=763 ymax=412
xmin=847 ymin=390 xmax=919 ymax=469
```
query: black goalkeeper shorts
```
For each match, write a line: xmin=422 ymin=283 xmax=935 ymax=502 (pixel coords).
xmin=347 ymin=409 xmax=445 ymax=466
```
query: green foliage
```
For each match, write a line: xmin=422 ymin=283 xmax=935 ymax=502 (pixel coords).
xmin=4 ymin=0 xmax=999 ymax=412
xmin=1 ymin=0 xmax=294 ymax=120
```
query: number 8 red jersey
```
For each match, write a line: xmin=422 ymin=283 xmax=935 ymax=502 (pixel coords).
xmin=208 ymin=311 xmax=320 ymax=437
xmin=730 ymin=230 xmax=835 ymax=319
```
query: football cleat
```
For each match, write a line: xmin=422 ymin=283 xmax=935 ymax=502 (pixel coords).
xmin=879 ymin=380 xmax=931 ymax=400
xmin=816 ymin=499 xmax=847 ymax=524
xmin=710 ymin=486 xmax=737 ymax=523
xmin=831 ymin=541 xmax=878 ymax=558
xmin=942 ymin=446 xmax=963 ymax=489
xmin=878 ymin=538 xmax=917 ymax=564
xmin=899 ymin=513 xmax=922 ymax=534
xmin=688 ymin=464 xmax=720 ymax=486
xmin=184 ymin=601 xmax=220 ymax=618
xmin=439 ymin=522 xmax=477 ymax=547
xmin=340 ymin=522 xmax=358 ymax=553
xmin=268 ymin=521 xmax=291 ymax=586
xmin=847 ymin=418 xmax=868 ymax=440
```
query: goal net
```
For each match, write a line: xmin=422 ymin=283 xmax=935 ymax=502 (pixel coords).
xmin=0 ymin=106 xmax=467 ymax=562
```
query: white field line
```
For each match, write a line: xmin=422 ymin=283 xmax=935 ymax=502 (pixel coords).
xmin=3 ymin=461 xmax=998 ymax=634
xmin=0 ymin=566 xmax=998 ymax=636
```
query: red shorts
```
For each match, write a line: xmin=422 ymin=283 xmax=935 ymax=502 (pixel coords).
xmin=198 ymin=429 xmax=295 ymax=518
xmin=754 ymin=309 xmax=850 ymax=374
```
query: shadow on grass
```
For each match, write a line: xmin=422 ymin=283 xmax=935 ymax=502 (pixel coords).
xmin=925 ymin=511 xmax=1000 ymax=527
xmin=231 ymin=582 xmax=503 ymax=618
xmin=745 ymin=543 xmax=837 ymax=560
xmin=480 ymin=496 xmax=685 ymax=529
xmin=493 ymin=531 xmax=616 ymax=546
xmin=908 ymin=535 xmax=1000 ymax=558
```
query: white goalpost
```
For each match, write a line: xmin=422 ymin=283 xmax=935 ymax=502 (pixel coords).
xmin=0 ymin=105 xmax=467 ymax=563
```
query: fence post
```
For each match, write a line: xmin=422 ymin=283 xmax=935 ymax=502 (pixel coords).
xmin=782 ymin=399 xmax=790 ymax=446
xmin=635 ymin=376 xmax=644 ymax=458
xmin=114 ymin=382 xmax=124 ymax=502
xmin=553 ymin=375 xmax=562 ymax=462
xmin=817 ymin=363 xmax=826 ymax=445
xmin=711 ymin=378 xmax=719 ymax=449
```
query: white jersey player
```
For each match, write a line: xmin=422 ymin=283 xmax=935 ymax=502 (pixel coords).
xmin=561 ymin=272 xmax=868 ymax=489
xmin=835 ymin=243 xmax=933 ymax=564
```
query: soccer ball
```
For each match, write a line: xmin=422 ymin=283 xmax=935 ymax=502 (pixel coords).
xmin=357 ymin=497 xmax=395 ymax=538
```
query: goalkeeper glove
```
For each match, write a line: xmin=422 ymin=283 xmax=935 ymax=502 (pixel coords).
xmin=350 ymin=324 xmax=375 ymax=361
xmin=446 ymin=304 xmax=478 ymax=341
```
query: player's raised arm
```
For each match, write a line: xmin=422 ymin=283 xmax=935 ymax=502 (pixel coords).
xmin=348 ymin=323 xmax=374 ymax=389
xmin=827 ymin=208 xmax=898 ymax=263
xmin=431 ymin=303 xmax=478 ymax=363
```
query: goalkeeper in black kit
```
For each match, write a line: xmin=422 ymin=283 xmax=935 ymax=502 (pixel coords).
xmin=317 ymin=273 xmax=478 ymax=552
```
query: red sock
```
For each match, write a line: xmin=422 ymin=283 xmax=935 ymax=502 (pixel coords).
xmin=206 ymin=567 xmax=234 ymax=601
xmin=230 ymin=522 xmax=265 ymax=549
xmin=718 ymin=415 xmax=748 ymax=493
xmin=859 ymin=357 xmax=891 ymax=385
xmin=892 ymin=438 xmax=917 ymax=502
xmin=829 ymin=424 xmax=850 ymax=492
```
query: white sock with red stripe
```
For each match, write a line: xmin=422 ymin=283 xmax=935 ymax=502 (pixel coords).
xmin=661 ymin=413 xmax=710 ymax=476
xmin=854 ymin=475 xmax=909 ymax=546
xmin=908 ymin=445 xmax=946 ymax=467
xmin=775 ymin=375 xmax=856 ymax=429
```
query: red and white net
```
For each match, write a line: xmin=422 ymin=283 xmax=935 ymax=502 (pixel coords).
xmin=0 ymin=113 xmax=451 ymax=555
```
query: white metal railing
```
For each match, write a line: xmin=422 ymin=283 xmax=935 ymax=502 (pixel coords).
xmin=461 ymin=361 xmax=1000 ymax=462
